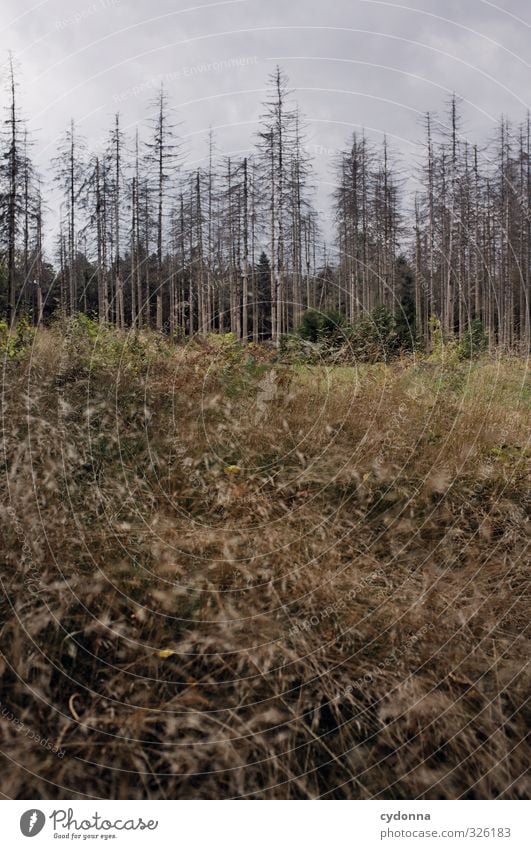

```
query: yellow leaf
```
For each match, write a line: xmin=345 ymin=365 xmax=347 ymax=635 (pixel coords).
xmin=224 ymin=465 xmax=241 ymax=475
xmin=157 ymin=649 xmax=175 ymax=659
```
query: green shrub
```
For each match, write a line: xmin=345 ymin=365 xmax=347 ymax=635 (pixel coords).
xmin=278 ymin=333 xmax=320 ymax=363
xmin=0 ymin=317 xmax=36 ymax=359
xmin=298 ymin=309 xmax=347 ymax=349
xmin=427 ymin=316 xmax=460 ymax=366
xmin=350 ymin=305 xmax=398 ymax=362
xmin=458 ymin=319 xmax=489 ymax=360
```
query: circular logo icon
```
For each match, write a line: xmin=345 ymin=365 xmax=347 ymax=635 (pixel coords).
xmin=20 ymin=810 xmax=46 ymax=837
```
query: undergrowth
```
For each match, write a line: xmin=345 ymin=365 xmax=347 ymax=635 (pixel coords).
xmin=0 ymin=323 xmax=529 ymax=799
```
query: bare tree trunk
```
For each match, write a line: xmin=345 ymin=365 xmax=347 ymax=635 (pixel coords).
xmin=242 ymin=157 xmax=249 ymax=342
xmin=196 ymin=171 xmax=205 ymax=333
xmin=7 ymin=57 xmax=18 ymax=323
xmin=35 ymin=189 xmax=43 ymax=326
xmin=113 ymin=114 xmax=124 ymax=330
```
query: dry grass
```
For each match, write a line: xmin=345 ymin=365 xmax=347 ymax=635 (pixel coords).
xmin=0 ymin=323 xmax=529 ymax=799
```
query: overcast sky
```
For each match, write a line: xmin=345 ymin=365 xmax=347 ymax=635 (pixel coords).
xmin=2 ymin=0 xmax=530 ymax=238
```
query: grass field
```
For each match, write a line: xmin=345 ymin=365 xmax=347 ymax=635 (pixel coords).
xmin=0 ymin=322 xmax=529 ymax=799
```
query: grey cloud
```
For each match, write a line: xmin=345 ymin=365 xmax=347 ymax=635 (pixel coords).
xmin=2 ymin=0 xmax=529 ymax=232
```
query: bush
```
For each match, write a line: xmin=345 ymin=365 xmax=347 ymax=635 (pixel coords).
xmin=458 ymin=319 xmax=489 ymax=359
xmin=297 ymin=310 xmax=321 ymax=343
xmin=427 ymin=316 xmax=460 ymax=366
xmin=278 ymin=333 xmax=321 ymax=363
xmin=350 ymin=305 xmax=398 ymax=362
xmin=0 ymin=317 xmax=36 ymax=360
xmin=298 ymin=309 xmax=347 ymax=349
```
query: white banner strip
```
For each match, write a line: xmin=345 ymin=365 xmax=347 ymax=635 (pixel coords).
xmin=2 ymin=800 xmax=528 ymax=848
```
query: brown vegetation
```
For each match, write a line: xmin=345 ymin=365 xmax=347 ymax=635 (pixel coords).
xmin=0 ymin=323 xmax=529 ymax=799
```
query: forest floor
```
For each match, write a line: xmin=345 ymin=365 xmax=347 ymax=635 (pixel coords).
xmin=0 ymin=322 xmax=529 ymax=799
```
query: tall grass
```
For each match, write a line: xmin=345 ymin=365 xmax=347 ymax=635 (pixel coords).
xmin=0 ymin=322 xmax=529 ymax=799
